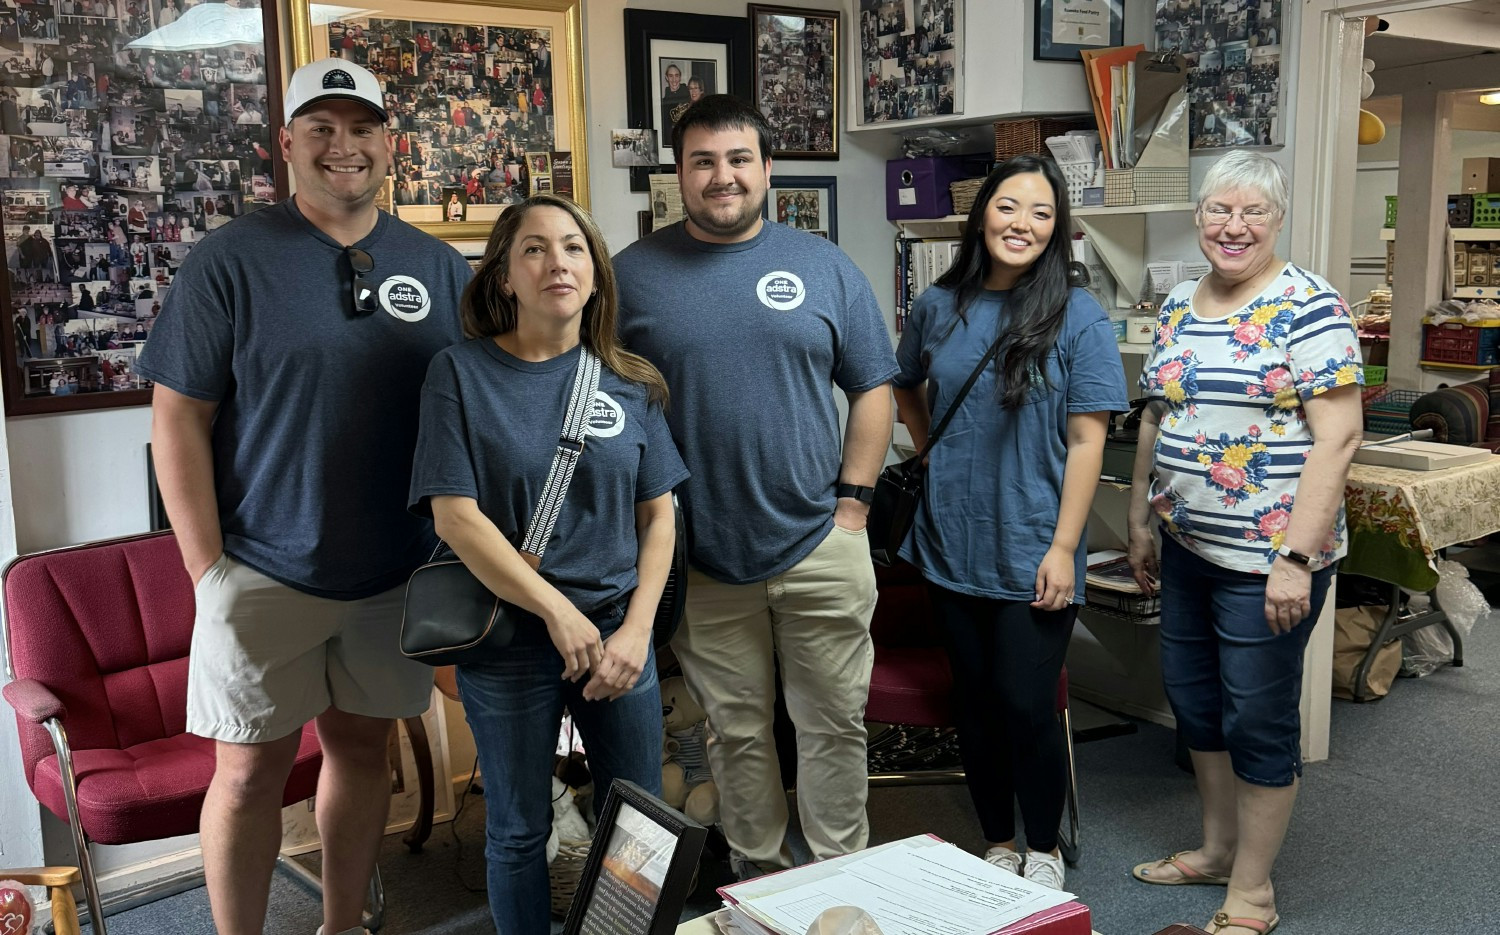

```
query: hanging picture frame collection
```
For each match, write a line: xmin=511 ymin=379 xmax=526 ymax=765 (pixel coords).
xmin=749 ymin=4 xmax=838 ymax=159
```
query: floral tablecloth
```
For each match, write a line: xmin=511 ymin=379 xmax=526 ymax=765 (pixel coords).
xmin=1343 ymin=457 xmax=1500 ymax=591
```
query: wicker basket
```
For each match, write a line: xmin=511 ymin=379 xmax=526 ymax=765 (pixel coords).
xmin=994 ymin=117 xmax=1092 ymax=161
xmin=949 ymin=178 xmax=984 ymax=215
xmin=549 ymin=839 xmax=591 ymax=919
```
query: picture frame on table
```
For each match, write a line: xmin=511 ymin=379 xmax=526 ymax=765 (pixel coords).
xmin=749 ymin=4 xmax=839 ymax=159
xmin=561 ymin=779 xmax=706 ymax=935
xmin=624 ymin=8 xmax=750 ymax=192
xmin=764 ymin=174 xmax=837 ymax=243
xmin=0 ymin=0 xmax=289 ymax=415
xmin=288 ymin=0 xmax=589 ymax=242
xmin=1034 ymin=0 xmax=1124 ymax=63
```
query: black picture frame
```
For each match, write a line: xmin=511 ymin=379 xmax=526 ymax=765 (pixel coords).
xmin=764 ymin=174 xmax=838 ymax=244
xmin=561 ymin=779 xmax=707 ymax=935
xmin=0 ymin=1 xmax=289 ymax=416
xmin=624 ymin=8 xmax=751 ymax=192
xmin=749 ymin=4 xmax=840 ymax=160
xmin=1034 ymin=0 xmax=1124 ymax=62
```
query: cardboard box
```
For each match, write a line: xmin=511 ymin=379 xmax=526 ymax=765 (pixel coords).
xmin=1353 ymin=439 xmax=1496 ymax=471
xmin=1470 ymin=271 xmax=1490 ymax=285
xmin=1469 ymin=252 xmax=1490 ymax=272
xmin=1462 ymin=157 xmax=1500 ymax=194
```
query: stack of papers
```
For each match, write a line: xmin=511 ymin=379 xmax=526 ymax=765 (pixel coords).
xmin=716 ymin=836 xmax=1079 ymax=935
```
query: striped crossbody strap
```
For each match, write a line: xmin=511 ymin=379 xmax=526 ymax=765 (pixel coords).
xmin=518 ymin=347 xmax=602 ymax=560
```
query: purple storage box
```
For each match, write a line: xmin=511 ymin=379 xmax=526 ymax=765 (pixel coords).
xmin=886 ymin=156 xmax=967 ymax=220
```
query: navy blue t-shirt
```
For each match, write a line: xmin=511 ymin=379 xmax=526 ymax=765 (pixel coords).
xmin=408 ymin=340 xmax=689 ymax=614
xmin=893 ymin=286 xmax=1130 ymax=601
xmin=136 ymin=199 xmax=470 ymax=599
xmin=614 ymin=221 xmax=897 ymax=584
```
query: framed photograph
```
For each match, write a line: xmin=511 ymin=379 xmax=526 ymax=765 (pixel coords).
xmin=1035 ymin=0 xmax=1124 ymax=62
xmin=855 ymin=0 xmax=963 ymax=125
xmin=624 ymin=9 xmax=750 ymax=192
xmin=749 ymin=4 xmax=839 ymax=159
xmin=764 ymin=174 xmax=837 ymax=243
xmin=561 ymin=779 xmax=707 ymax=935
xmin=0 ymin=0 xmax=289 ymax=416
xmin=289 ymin=0 xmax=589 ymax=242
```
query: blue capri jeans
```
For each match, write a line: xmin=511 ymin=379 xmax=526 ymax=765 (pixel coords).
xmin=455 ymin=599 xmax=663 ymax=935
xmin=1158 ymin=535 xmax=1335 ymax=787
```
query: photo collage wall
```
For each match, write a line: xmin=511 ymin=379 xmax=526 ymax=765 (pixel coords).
xmin=4 ymin=0 xmax=275 ymax=401
xmin=1155 ymin=0 xmax=1283 ymax=149
xmin=857 ymin=0 xmax=960 ymax=123
xmin=323 ymin=18 xmax=556 ymax=213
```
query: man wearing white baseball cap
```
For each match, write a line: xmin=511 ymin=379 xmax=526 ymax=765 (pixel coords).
xmin=137 ymin=58 xmax=471 ymax=935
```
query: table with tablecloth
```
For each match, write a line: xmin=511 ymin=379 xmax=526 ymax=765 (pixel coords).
xmin=1339 ymin=456 xmax=1500 ymax=699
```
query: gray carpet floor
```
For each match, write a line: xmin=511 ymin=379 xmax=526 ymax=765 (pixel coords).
xmin=96 ymin=605 xmax=1498 ymax=935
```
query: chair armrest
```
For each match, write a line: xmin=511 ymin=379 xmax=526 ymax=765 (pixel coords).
xmin=0 ymin=867 xmax=80 ymax=888
xmin=2 ymin=678 xmax=66 ymax=724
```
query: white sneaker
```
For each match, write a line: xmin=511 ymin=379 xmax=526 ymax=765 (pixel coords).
xmin=983 ymin=845 xmax=1024 ymax=875
xmin=1023 ymin=850 xmax=1066 ymax=890
xmin=314 ymin=927 xmax=372 ymax=935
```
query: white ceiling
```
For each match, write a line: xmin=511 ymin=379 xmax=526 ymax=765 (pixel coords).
xmin=1364 ymin=1 xmax=1500 ymax=130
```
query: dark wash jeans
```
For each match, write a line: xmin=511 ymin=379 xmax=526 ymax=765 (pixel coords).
xmin=454 ymin=599 xmax=663 ymax=935
xmin=1158 ymin=534 xmax=1335 ymax=787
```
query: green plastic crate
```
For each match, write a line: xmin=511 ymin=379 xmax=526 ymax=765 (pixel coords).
xmin=1472 ymin=193 xmax=1500 ymax=228
xmin=1384 ymin=195 xmax=1397 ymax=228
xmin=1364 ymin=364 xmax=1387 ymax=386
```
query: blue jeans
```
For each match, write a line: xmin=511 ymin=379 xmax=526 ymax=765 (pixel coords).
xmin=1158 ymin=535 xmax=1335 ymax=787
xmin=455 ymin=600 xmax=662 ymax=935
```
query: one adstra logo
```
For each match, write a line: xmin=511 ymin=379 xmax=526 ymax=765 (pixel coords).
xmin=756 ymin=270 xmax=806 ymax=311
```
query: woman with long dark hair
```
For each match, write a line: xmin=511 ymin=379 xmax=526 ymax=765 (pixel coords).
xmin=408 ymin=194 xmax=688 ymax=934
xmin=891 ymin=155 xmax=1128 ymax=889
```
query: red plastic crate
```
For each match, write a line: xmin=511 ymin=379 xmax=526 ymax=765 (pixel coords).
xmin=1421 ymin=321 xmax=1500 ymax=366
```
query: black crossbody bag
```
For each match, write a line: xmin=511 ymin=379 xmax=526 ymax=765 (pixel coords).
xmin=401 ymin=349 xmax=686 ymax=666
xmin=868 ymin=334 xmax=1006 ymax=566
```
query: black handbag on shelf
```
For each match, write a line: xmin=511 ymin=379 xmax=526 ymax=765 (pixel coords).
xmin=869 ymin=334 xmax=1006 ymax=566
xmin=400 ymin=350 xmax=688 ymax=667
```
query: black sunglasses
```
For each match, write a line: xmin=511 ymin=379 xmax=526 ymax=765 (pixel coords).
xmin=346 ymin=247 xmax=378 ymax=318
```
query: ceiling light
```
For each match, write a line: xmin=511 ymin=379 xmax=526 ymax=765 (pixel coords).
xmin=1481 ymin=91 xmax=1500 ymax=105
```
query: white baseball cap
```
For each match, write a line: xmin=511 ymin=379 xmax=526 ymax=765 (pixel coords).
xmin=283 ymin=58 xmax=388 ymax=124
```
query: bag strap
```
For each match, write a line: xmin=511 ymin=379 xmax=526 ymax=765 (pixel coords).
xmin=917 ymin=333 xmax=1006 ymax=459
xmin=518 ymin=347 xmax=601 ymax=560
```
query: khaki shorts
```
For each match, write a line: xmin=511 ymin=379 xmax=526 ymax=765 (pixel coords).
xmin=187 ymin=553 xmax=433 ymax=744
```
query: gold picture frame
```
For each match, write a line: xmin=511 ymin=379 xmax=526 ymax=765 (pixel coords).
xmin=288 ymin=0 xmax=588 ymax=242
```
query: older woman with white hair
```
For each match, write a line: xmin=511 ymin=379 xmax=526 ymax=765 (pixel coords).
xmin=1124 ymin=151 xmax=1364 ymax=935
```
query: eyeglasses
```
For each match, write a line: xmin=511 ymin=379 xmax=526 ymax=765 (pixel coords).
xmin=346 ymin=247 xmax=377 ymax=318
xmin=1201 ymin=206 xmax=1274 ymax=227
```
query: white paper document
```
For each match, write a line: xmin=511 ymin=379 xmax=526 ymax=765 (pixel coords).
xmin=734 ymin=841 xmax=1074 ymax=935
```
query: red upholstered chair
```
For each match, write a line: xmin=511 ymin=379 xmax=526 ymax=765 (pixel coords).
xmin=865 ymin=560 xmax=1081 ymax=864
xmin=0 ymin=532 xmax=387 ymax=934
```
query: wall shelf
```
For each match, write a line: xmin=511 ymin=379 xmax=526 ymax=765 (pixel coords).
xmin=1073 ymin=203 xmax=1197 ymax=307
xmin=895 ymin=216 xmax=967 ymax=238
xmin=1074 ymin=202 xmax=1196 ymax=217
xmin=1451 ymin=286 xmax=1500 ymax=299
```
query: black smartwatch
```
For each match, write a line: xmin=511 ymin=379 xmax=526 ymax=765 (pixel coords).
xmin=836 ymin=483 xmax=875 ymax=504
xmin=1276 ymin=544 xmax=1312 ymax=567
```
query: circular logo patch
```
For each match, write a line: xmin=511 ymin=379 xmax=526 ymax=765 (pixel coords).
xmin=379 ymin=275 xmax=431 ymax=321
xmin=585 ymin=390 xmax=625 ymax=438
xmin=757 ymin=271 xmax=805 ymax=311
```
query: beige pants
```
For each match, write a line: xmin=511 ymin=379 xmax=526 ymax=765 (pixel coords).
xmin=672 ymin=525 xmax=877 ymax=869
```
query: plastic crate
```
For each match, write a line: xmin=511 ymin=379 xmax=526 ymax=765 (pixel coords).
xmin=1362 ymin=387 xmax=1423 ymax=436
xmin=1449 ymin=193 xmax=1474 ymax=228
xmin=1421 ymin=320 xmax=1500 ymax=366
xmin=1472 ymin=194 xmax=1500 ymax=229
xmin=1384 ymin=195 xmax=1397 ymax=228
xmin=1364 ymin=364 xmax=1387 ymax=386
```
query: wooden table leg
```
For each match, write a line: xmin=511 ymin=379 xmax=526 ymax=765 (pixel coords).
xmin=401 ymin=715 xmax=435 ymax=853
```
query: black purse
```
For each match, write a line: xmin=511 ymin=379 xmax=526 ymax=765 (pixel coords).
xmin=869 ymin=334 xmax=1005 ymax=566
xmin=400 ymin=350 xmax=687 ymax=666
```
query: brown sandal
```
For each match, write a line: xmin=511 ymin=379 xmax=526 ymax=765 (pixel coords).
xmin=1131 ymin=851 xmax=1231 ymax=886
xmin=1206 ymin=911 xmax=1280 ymax=934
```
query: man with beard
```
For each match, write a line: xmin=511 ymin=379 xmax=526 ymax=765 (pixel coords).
xmin=613 ymin=95 xmax=895 ymax=879
xmin=136 ymin=59 xmax=469 ymax=935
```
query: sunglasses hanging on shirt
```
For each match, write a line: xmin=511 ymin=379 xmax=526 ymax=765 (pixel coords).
xmin=346 ymin=246 xmax=378 ymax=318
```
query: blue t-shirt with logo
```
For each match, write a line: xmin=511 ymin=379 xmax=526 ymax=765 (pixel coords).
xmin=893 ymin=285 xmax=1129 ymax=602
xmin=408 ymin=340 xmax=689 ymax=614
xmin=614 ymin=220 xmax=897 ymax=584
xmin=136 ymin=199 xmax=470 ymax=599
